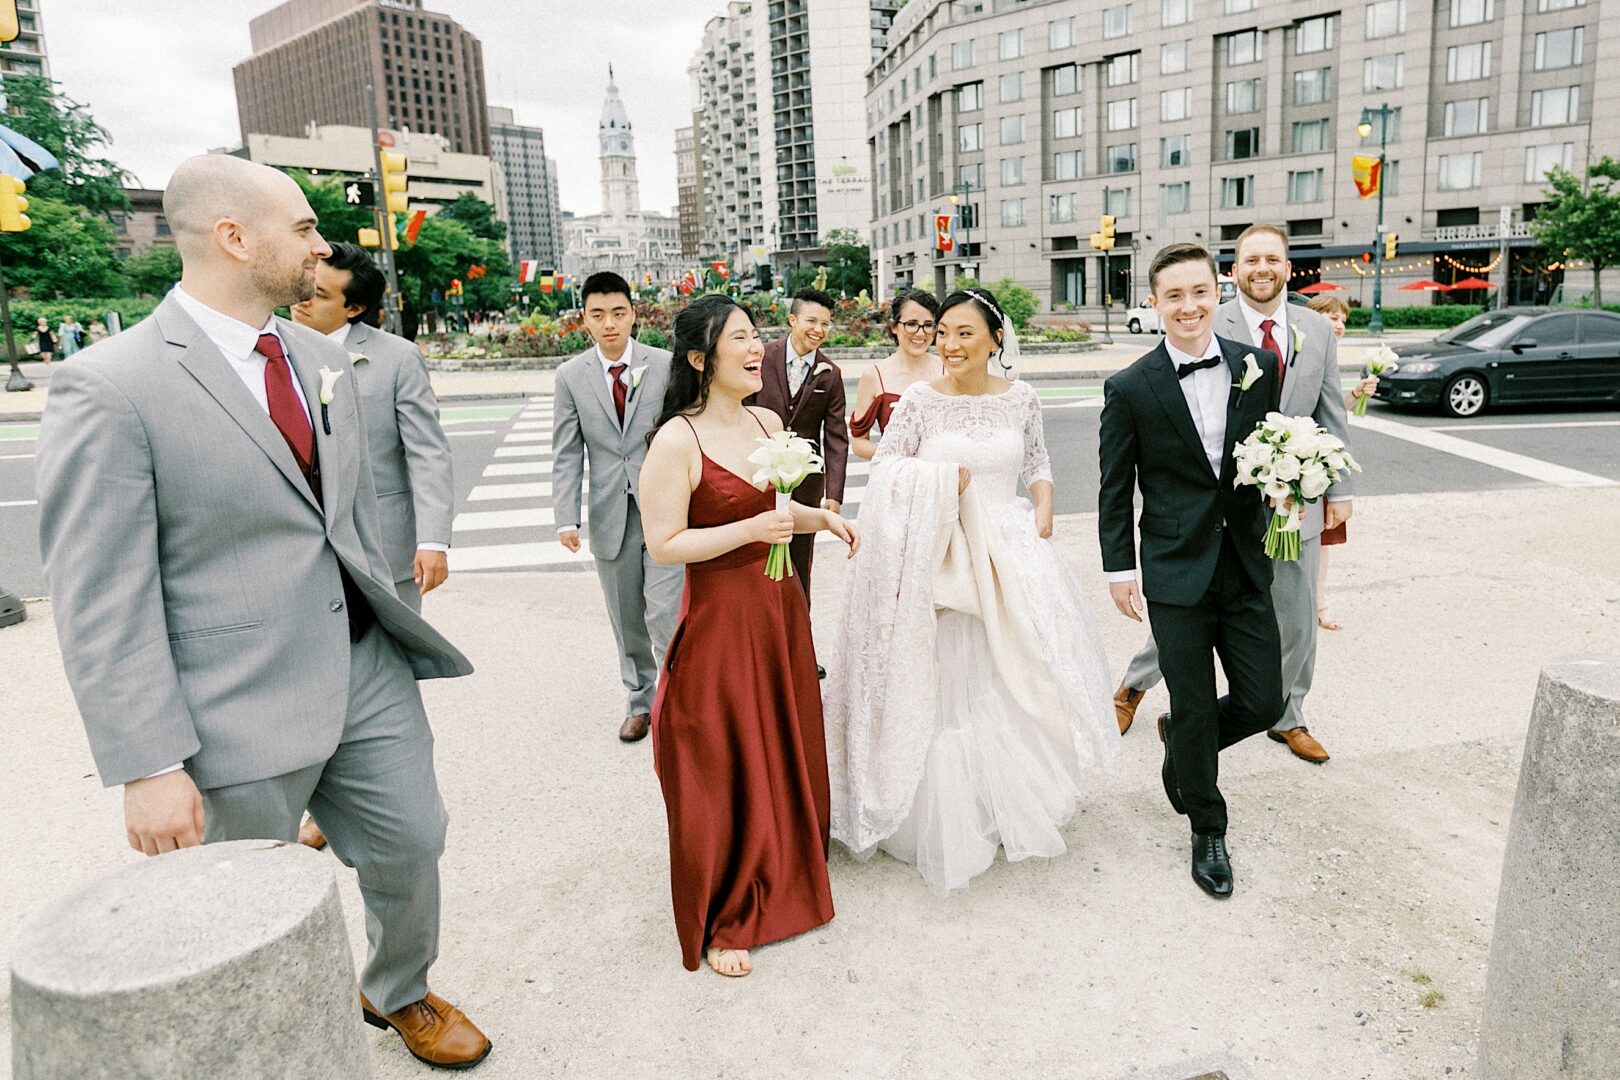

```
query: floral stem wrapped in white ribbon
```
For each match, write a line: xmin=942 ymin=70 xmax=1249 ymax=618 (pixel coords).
xmin=748 ymin=431 xmax=824 ymax=580
xmin=1232 ymin=412 xmax=1361 ymax=560
xmin=1357 ymin=344 xmax=1400 ymax=417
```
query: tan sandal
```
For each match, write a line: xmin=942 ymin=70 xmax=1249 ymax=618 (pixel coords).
xmin=1317 ymin=610 xmax=1342 ymax=632
xmin=705 ymin=947 xmax=752 ymax=978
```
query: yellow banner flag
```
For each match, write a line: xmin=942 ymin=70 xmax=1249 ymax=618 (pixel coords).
xmin=1352 ymin=155 xmax=1382 ymax=199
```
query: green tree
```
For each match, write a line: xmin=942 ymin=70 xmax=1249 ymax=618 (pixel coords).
xmin=954 ymin=275 xmax=1037 ymax=330
xmin=0 ymin=198 xmax=126 ymax=298
xmin=392 ymin=214 xmax=511 ymax=322
xmin=1532 ymin=156 xmax=1620 ymax=307
xmin=121 ymin=245 xmax=182 ymax=297
xmin=822 ymin=228 xmax=872 ymax=298
xmin=436 ymin=191 xmax=506 ymax=242
xmin=0 ymin=75 xmax=129 ymax=216
xmin=289 ymin=171 xmax=374 ymax=249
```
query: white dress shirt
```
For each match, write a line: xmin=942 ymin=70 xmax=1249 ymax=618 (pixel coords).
xmin=557 ymin=343 xmax=637 ymax=535
xmin=785 ymin=338 xmax=814 ymax=397
xmin=1238 ymin=295 xmax=1289 ymax=366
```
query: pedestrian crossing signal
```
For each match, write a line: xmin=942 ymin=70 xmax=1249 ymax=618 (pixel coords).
xmin=0 ymin=174 xmax=29 ymax=232
xmin=357 ymin=227 xmax=380 ymax=248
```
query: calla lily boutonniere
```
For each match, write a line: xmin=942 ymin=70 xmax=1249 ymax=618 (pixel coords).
xmin=348 ymin=350 xmax=370 ymax=365
xmin=1235 ymin=353 xmax=1263 ymax=395
xmin=812 ymin=361 xmax=833 ymax=379
xmin=1291 ymin=325 xmax=1305 ymax=358
xmin=630 ymin=365 xmax=648 ymax=391
xmin=317 ymin=366 xmax=345 ymax=434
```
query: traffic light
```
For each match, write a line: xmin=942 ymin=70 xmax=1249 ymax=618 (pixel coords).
xmin=0 ymin=1 xmax=19 ymax=44
xmin=0 ymin=173 xmax=29 ymax=232
xmin=379 ymin=149 xmax=408 ymax=249
xmin=1384 ymin=233 xmax=1398 ymax=260
xmin=1089 ymin=214 xmax=1116 ymax=251
xmin=357 ymin=227 xmax=380 ymax=248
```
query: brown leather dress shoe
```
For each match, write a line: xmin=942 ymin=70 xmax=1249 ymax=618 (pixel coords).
xmin=1268 ymin=726 xmax=1330 ymax=763
xmin=1114 ymin=683 xmax=1145 ymax=735
xmin=297 ymin=816 xmax=327 ymax=851
xmin=619 ymin=713 xmax=651 ymax=742
xmin=362 ymin=991 xmax=491 ymax=1070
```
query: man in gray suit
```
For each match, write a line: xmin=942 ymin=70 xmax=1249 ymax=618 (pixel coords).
xmin=292 ymin=242 xmax=453 ymax=615
xmin=35 ymin=156 xmax=490 ymax=1069
xmin=552 ymin=271 xmax=683 ymax=743
xmin=1113 ymin=224 xmax=1355 ymax=765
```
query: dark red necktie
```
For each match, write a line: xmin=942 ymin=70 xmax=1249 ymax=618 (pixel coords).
xmin=257 ymin=333 xmax=314 ymax=474
xmin=609 ymin=362 xmax=628 ymax=424
xmin=1260 ymin=319 xmax=1284 ymax=388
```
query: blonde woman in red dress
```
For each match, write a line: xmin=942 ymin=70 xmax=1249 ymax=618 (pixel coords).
xmin=849 ymin=289 xmax=944 ymax=460
xmin=640 ymin=294 xmax=859 ymax=978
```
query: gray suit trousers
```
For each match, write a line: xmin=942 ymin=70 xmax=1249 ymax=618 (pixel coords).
xmin=597 ymin=496 xmax=684 ymax=717
xmin=1123 ymin=536 xmax=1321 ymax=732
xmin=200 ymin=625 xmax=447 ymax=1014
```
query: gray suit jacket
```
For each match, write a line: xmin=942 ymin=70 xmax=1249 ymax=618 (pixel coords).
xmin=551 ymin=340 xmax=674 ymax=561
xmin=344 ymin=321 xmax=453 ymax=586
xmin=1214 ymin=299 xmax=1355 ymax=542
xmin=35 ymin=294 xmax=472 ymax=790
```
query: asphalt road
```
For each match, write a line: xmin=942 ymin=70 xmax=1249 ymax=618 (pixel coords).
xmin=3 ymin=382 xmax=1618 ymax=600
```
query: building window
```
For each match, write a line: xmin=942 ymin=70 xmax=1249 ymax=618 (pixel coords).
xmin=930 ymin=53 xmax=937 ymax=79
xmin=1226 ymin=79 xmax=1261 ymax=114
xmin=1053 ymin=106 xmax=1082 ymax=138
xmin=1224 ymin=0 xmax=1255 ymax=11
xmin=1001 ymin=198 xmax=1026 ymax=227
xmin=1162 ymin=181 xmax=1191 ymax=214
xmin=957 ymin=81 xmax=982 ymax=111
xmin=952 ymin=39 xmax=976 ymax=70
xmin=1531 ymin=86 xmax=1580 ymax=126
xmin=1107 ymin=52 xmax=1140 ymax=87
xmin=1051 ymin=64 xmax=1078 ymax=95
xmin=1438 ymin=151 xmax=1484 ymax=190
xmin=1293 ymin=67 xmax=1333 ymax=105
xmin=1446 ymin=42 xmax=1492 ymax=82
xmin=1161 ymin=134 xmax=1191 ymax=167
xmin=1000 ymin=73 xmax=1023 ymax=103
xmin=1363 ymin=54 xmax=1404 ymax=92
xmin=1105 ymin=187 xmax=1133 ymax=217
xmin=1162 ymin=0 xmax=1191 ymax=27
xmin=1226 ymin=30 xmax=1263 ymax=66
xmin=1050 ymin=193 xmax=1077 ymax=223
xmin=1103 ymin=6 xmax=1131 ymax=38
xmin=1295 ymin=15 xmax=1334 ymax=54
xmin=1053 ymin=150 xmax=1083 ymax=179
xmin=1291 ymin=119 xmax=1329 ymax=153
xmin=1287 ymin=168 xmax=1323 ymax=202
xmin=1537 ymin=0 xmax=1584 ymax=9
xmin=958 ymin=122 xmax=983 ymax=151
xmin=1450 ymin=0 xmax=1494 ymax=26
xmin=1365 ymin=0 xmax=1406 ymax=39
xmin=1534 ymin=28 xmax=1583 ymax=70
xmin=1225 ymin=127 xmax=1261 ymax=159
xmin=999 ymin=29 xmax=1023 ymax=61
xmin=1049 ymin=17 xmax=1077 ymax=50
xmin=1525 ymin=143 xmax=1574 ymax=182
xmin=1384 ymin=160 xmax=1402 ymax=196
xmin=1221 ymin=175 xmax=1254 ymax=208
xmin=1444 ymin=97 xmax=1490 ymax=135
xmin=1107 ymin=98 xmax=1138 ymax=130
xmin=1000 ymin=115 xmax=1025 ymax=144
xmin=959 ymin=162 xmax=985 ymax=189
xmin=1001 ymin=157 xmax=1024 ymax=185
xmin=1160 ymin=88 xmax=1192 ymax=122
xmin=1106 ymin=143 xmax=1138 ymax=173
xmin=1161 ymin=40 xmax=1190 ymax=76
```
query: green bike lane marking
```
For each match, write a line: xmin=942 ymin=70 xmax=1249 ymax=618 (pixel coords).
xmin=0 ymin=424 xmax=39 ymax=441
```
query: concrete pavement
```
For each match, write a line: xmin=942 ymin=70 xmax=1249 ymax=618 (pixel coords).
xmin=4 ymin=483 xmax=1617 ymax=1079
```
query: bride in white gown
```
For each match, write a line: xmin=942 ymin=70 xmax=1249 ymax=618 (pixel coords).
xmin=824 ymin=288 xmax=1117 ymax=895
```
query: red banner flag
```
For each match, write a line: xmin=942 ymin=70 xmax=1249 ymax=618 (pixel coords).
xmin=404 ymin=208 xmax=428 ymax=244
xmin=936 ymin=214 xmax=955 ymax=252
xmin=1351 ymin=155 xmax=1382 ymax=200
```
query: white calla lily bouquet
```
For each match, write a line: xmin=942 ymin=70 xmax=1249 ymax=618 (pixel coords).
xmin=748 ymin=431 xmax=824 ymax=580
xmin=1233 ymin=412 xmax=1361 ymax=560
xmin=1357 ymin=344 xmax=1400 ymax=417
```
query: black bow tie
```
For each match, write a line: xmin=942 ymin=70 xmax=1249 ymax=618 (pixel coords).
xmin=1176 ymin=355 xmax=1223 ymax=379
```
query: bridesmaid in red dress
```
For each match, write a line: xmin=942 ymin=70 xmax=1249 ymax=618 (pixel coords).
xmin=849 ymin=289 xmax=944 ymax=460
xmin=639 ymin=294 xmax=860 ymax=977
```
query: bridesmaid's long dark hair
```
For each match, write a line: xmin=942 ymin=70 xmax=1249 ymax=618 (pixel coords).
xmin=649 ymin=294 xmax=754 ymax=444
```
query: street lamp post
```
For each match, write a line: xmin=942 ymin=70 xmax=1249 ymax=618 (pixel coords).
xmin=1357 ymin=103 xmax=1391 ymax=335
xmin=948 ymin=179 xmax=975 ymax=282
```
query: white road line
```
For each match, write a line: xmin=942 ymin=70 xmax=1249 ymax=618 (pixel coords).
xmin=483 ymin=461 xmax=552 ymax=477
xmin=493 ymin=445 xmax=551 ymax=458
xmin=0 ymin=452 xmax=35 ymax=460
xmin=1355 ymin=414 xmax=1617 ymax=488
xmin=0 ymin=499 xmax=38 ymax=508
xmin=440 ymin=416 xmax=506 ymax=426
xmin=527 ymin=396 xmax=548 ymax=403
xmin=503 ymin=432 xmax=552 ymax=444
xmin=468 ymin=482 xmax=555 ymax=501
xmin=512 ymin=421 xmax=549 ymax=431
xmin=446 ymin=429 xmax=496 ymax=437
xmin=1431 ymin=419 xmax=1620 ymax=432
xmin=1042 ymin=398 xmax=1105 ymax=410
xmin=455 ymin=507 xmax=559 ymax=531
xmin=452 ymin=534 xmax=853 ymax=572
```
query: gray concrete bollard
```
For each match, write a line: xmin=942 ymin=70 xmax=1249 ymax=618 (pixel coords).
xmin=1479 ymin=657 xmax=1620 ymax=1079
xmin=11 ymin=839 xmax=373 ymax=1080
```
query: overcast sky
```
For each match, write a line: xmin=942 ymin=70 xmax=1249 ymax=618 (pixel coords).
xmin=44 ymin=0 xmax=720 ymax=216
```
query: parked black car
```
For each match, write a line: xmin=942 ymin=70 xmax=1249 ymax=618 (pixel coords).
xmin=1371 ymin=307 xmax=1620 ymax=418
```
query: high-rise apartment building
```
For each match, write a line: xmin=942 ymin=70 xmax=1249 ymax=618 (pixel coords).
xmin=693 ymin=3 xmax=763 ymax=265
xmin=867 ymin=0 xmax=1616 ymax=310
xmin=234 ymin=0 xmax=490 ymax=158
xmin=0 ymin=0 xmax=48 ymax=79
xmin=489 ymin=106 xmax=562 ymax=269
xmin=675 ymin=124 xmax=703 ymax=259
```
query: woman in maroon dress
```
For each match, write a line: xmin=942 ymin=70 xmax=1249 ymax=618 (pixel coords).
xmin=639 ymin=294 xmax=860 ymax=977
xmin=849 ymin=289 xmax=943 ymax=460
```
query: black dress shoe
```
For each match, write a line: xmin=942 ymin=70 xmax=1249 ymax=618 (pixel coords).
xmin=1158 ymin=713 xmax=1185 ymax=815
xmin=1191 ymin=833 xmax=1234 ymax=899
xmin=817 ymin=665 xmax=827 ymax=680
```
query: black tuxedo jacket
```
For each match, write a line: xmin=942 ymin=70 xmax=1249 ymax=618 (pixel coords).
xmin=1097 ymin=334 xmax=1283 ymax=607
xmin=745 ymin=336 xmax=849 ymax=505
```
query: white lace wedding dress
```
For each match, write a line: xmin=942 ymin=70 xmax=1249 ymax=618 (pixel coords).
xmin=824 ymin=380 xmax=1117 ymax=895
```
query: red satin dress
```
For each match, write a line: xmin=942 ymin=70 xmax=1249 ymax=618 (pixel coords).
xmin=849 ymin=367 xmax=902 ymax=439
xmin=650 ymin=419 xmax=834 ymax=971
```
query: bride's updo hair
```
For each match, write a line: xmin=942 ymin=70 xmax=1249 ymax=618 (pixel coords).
xmin=885 ymin=288 xmax=941 ymax=342
xmin=650 ymin=293 xmax=753 ymax=442
xmin=938 ymin=288 xmax=1006 ymax=353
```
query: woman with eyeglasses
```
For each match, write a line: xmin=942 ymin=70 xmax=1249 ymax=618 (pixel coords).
xmin=849 ymin=289 xmax=944 ymax=460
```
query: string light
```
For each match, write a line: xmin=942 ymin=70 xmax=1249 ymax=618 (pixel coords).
xmin=1438 ymin=252 xmax=1503 ymax=274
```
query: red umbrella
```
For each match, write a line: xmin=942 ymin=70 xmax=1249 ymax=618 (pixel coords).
xmin=1449 ymin=276 xmax=1494 ymax=290
xmin=1297 ymin=281 xmax=1347 ymax=294
xmin=1398 ymin=279 xmax=1450 ymax=291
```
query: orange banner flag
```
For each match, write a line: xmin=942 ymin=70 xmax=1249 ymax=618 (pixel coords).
xmin=1351 ymin=155 xmax=1382 ymax=199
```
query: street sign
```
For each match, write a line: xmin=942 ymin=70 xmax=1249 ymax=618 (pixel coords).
xmin=344 ymin=180 xmax=376 ymax=207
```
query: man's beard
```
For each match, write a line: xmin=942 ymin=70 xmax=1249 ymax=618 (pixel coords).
xmin=1241 ymin=276 xmax=1282 ymax=304
xmin=253 ymin=259 xmax=316 ymax=308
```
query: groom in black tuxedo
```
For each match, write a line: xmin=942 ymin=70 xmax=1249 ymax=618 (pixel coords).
xmin=1097 ymin=243 xmax=1285 ymax=899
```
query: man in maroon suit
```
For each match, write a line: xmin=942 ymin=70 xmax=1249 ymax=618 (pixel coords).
xmin=747 ymin=287 xmax=850 ymax=624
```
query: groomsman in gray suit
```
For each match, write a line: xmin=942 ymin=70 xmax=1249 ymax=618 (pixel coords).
xmin=552 ymin=271 xmax=683 ymax=743
xmin=292 ymin=242 xmax=453 ymax=615
xmin=1114 ymin=224 xmax=1355 ymax=765
xmin=35 ymin=156 xmax=490 ymax=1069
